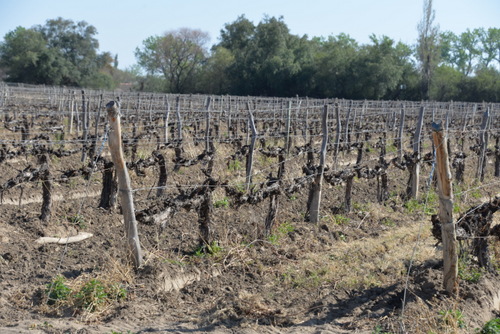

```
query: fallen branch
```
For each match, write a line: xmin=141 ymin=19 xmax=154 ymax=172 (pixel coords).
xmin=35 ymin=232 xmax=93 ymax=245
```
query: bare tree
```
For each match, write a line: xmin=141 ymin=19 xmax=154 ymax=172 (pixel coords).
xmin=417 ymin=0 xmax=440 ymax=100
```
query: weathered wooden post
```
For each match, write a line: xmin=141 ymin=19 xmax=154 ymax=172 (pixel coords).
xmin=397 ymin=103 xmax=405 ymax=163
xmin=307 ymin=104 xmax=328 ymax=223
xmin=205 ymin=96 xmax=212 ymax=153
xmin=175 ymin=95 xmax=183 ymax=141
xmin=432 ymin=122 xmax=458 ymax=296
xmin=81 ymin=90 xmax=88 ymax=162
xmin=69 ymin=91 xmax=75 ymax=134
xmin=163 ymin=96 xmax=171 ymax=144
xmin=285 ymin=100 xmax=292 ymax=155
xmin=476 ymin=108 xmax=490 ymax=182
xmin=333 ymin=100 xmax=342 ymax=170
xmin=409 ymin=106 xmax=425 ymax=199
xmin=106 ymin=101 xmax=143 ymax=269
xmin=246 ymin=103 xmax=258 ymax=192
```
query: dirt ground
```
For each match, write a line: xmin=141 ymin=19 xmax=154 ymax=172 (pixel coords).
xmin=1 ymin=135 xmax=500 ymax=334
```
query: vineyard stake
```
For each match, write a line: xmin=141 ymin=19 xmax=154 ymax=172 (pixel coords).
xmin=409 ymin=106 xmax=425 ymax=199
xmin=81 ymin=90 xmax=88 ymax=162
xmin=397 ymin=103 xmax=405 ymax=163
xmin=431 ymin=122 xmax=458 ymax=296
xmin=246 ymin=104 xmax=258 ymax=192
xmin=285 ymin=100 xmax=292 ymax=155
xmin=333 ymin=100 xmax=341 ymax=170
xmin=175 ymin=96 xmax=183 ymax=141
xmin=106 ymin=101 xmax=143 ymax=269
xmin=163 ymin=95 xmax=171 ymax=144
xmin=307 ymin=104 xmax=328 ymax=223
xmin=205 ymin=97 xmax=212 ymax=153
xmin=476 ymin=108 xmax=490 ymax=182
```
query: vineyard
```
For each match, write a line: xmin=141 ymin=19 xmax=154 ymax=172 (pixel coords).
xmin=1 ymin=82 xmax=500 ymax=333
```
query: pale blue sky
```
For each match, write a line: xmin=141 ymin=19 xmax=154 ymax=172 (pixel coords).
xmin=0 ymin=0 xmax=498 ymax=70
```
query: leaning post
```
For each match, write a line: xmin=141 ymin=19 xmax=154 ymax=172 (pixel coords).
xmin=106 ymin=101 xmax=143 ymax=269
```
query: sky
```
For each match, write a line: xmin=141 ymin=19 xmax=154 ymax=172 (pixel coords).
xmin=0 ymin=0 xmax=499 ymax=70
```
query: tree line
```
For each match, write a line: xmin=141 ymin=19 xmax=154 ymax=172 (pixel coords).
xmin=1 ymin=8 xmax=499 ymax=102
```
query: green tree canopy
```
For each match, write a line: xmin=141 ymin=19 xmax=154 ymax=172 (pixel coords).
xmin=135 ymin=28 xmax=210 ymax=93
xmin=0 ymin=17 xmax=114 ymax=88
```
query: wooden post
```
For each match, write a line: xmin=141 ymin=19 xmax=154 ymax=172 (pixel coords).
xmin=476 ymin=109 xmax=490 ymax=182
xmin=333 ymin=101 xmax=342 ymax=170
xmin=175 ymin=96 xmax=183 ymax=141
xmin=344 ymin=100 xmax=353 ymax=152
xmin=432 ymin=122 xmax=458 ymax=296
xmin=409 ymin=106 xmax=425 ymax=199
xmin=106 ymin=101 xmax=143 ymax=269
xmin=285 ymin=100 xmax=292 ymax=155
xmin=205 ymin=97 xmax=212 ymax=153
xmin=90 ymin=94 xmax=103 ymax=161
xmin=397 ymin=104 xmax=405 ymax=163
xmin=81 ymin=90 xmax=88 ymax=162
xmin=495 ymin=136 xmax=500 ymax=177
xmin=69 ymin=91 xmax=75 ymax=135
xmin=164 ymin=96 xmax=170 ymax=144
xmin=304 ymin=98 xmax=309 ymax=143
xmin=307 ymin=104 xmax=328 ymax=223
xmin=246 ymin=104 xmax=258 ymax=192
xmin=227 ymin=96 xmax=232 ymax=140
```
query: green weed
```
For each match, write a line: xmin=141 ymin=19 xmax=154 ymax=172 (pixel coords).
xmin=404 ymin=197 xmax=436 ymax=215
xmin=381 ymin=218 xmax=396 ymax=227
xmin=439 ymin=309 xmax=466 ymax=329
xmin=194 ymin=241 xmax=223 ymax=257
xmin=46 ymin=275 xmax=71 ymax=305
xmin=228 ymin=159 xmax=242 ymax=171
xmin=458 ymin=256 xmax=482 ymax=283
xmin=214 ymin=197 xmax=229 ymax=208
xmin=45 ymin=275 xmax=127 ymax=313
xmin=267 ymin=222 xmax=295 ymax=245
xmin=280 ymin=267 xmax=329 ymax=289
xmin=478 ymin=318 xmax=500 ymax=334
xmin=68 ymin=214 xmax=86 ymax=229
xmin=325 ymin=214 xmax=349 ymax=225
xmin=74 ymin=279 xmax=126 ymax=312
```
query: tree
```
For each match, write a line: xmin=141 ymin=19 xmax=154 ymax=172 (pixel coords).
xmin=35 ymin=17 xmax=107 ymax=86
xmin=0 ymin=26 xmax=70 ymax=84
xmin=312 ymin=33 xmax=359 ymax=98
xmin=460 ymin=67 xmax=500 ymax=102
xmin=477 ymin=28 xmax=500 ymax=69
xmin=219 ymin=15 xmax=255 ymax=52
xmin=199 ymin=46 xmax=235 ymax=94
xmin=135 ymin=28 xmax=210 ymax=93
xmin=216 ymin=15 xmax=313 ymax=96
xmin=417 ymin=0 xmax=440 ymax=100
xmin=217 ymin=15 xmax=256 ymax=95
xmin=350 ymin=35 xmax=407 ymax=100
xmin=431 ymin=65 xmax=462 ymax=101
xmin=0 ymin=18 xmax=115 ymax=88
xmin=249 ymin=16 xmax=302 ymax=96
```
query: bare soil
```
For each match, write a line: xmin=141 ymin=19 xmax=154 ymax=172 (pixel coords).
xmin=1 ymin=140 xmax=500 ymax=334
